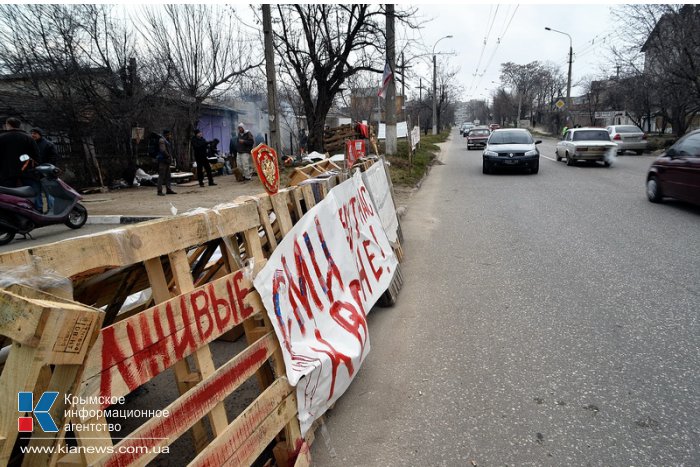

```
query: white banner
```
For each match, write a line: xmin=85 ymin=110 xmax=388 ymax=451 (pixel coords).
xmin=377 ymin=121 xmax=408 ymax=139
xmin=361 ymin=161 xmax=398 ymax=244
xmin=410 ymin=126 xmax=420 ymax=150
xmin=254 ymin=172 xmax=398 ymax=435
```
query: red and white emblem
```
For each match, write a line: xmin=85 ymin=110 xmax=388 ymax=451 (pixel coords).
xmin=251 ymin=143 xmax=280 ymax=195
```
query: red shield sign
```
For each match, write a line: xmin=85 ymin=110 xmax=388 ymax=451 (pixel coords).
xmin=251 ymin=143 xmax=280 ymax=195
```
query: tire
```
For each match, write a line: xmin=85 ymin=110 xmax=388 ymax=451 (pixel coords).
xmin=556 ymin=150 xmax=562 ymax=162
xmin=603 ymin=160 xmax=611 ymax=167
xmin=0 ymin=226 xmax=16 ymax=246
xmin=531 ymin=162 xmax=539 ymax=174
xmin=647 ymin=176 xmax=663 ymax=203
xmin=482 ymin=162 xmax=489 ymax=174
xmin=636 ymin=150 xmax=644 ymax=155
xmin=65 ymin=204 xmax=88 ymax=229
xmin=566 ymin=153 xmax=575 ymax=166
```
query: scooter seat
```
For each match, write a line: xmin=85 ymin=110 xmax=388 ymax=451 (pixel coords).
xmin=0 ymin=185 xmax=35 ymax=198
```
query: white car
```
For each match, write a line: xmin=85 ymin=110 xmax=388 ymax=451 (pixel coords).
xmin=606 ymin=125 xmax=647 ymax=155
xmin=555 ymin=128 xmax=618 ymax=167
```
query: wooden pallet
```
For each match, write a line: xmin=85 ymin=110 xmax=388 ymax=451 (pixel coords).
xmin=0 ymin=158 xmax=404 ymax=466
xmin=287 ymin=160 xmax=342 ymax=187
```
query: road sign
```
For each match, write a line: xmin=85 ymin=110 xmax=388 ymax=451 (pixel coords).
xmin=555 ymin=99 xmax=566 ymax=109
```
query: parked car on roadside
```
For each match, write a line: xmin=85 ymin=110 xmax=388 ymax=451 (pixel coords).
xmin=555 ymin=128 xmax=617 ymax=167
xmin=489 ymin=123 xmax=501 ymax=131
xmin=646 ymin=129 xmax=700 ymax=206
xmin=606 ymin=125 xmax=647 ymax=155
xmin=466 ymin=127 xmax=490 ymax=149
xmin=482 ymin=128 xmax=541 ymax=174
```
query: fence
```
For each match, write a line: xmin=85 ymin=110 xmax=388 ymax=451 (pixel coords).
xmin=0 ymin=160 xmax=402 ymax=466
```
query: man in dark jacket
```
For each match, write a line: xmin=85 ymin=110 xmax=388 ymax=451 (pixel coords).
xmin=191 ymin=129 xmax=216 ymax=187
xmin=30 ymin=128 xmax=58 ymax=165
xmin=0 ymin=117 xmax=39 ymax=187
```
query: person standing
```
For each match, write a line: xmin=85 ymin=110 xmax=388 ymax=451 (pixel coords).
xmin=235 ymin=123 xmax=254 ymax=181
xmin=191 ymin=129 xmax=216 ymax=187
xmin=156 ymin=129 xmax=176 ymax=196
xmin=30 ymin=128 xmax=58 ymax=212
xmin=0 ymin=117 xmax=39 ymax=188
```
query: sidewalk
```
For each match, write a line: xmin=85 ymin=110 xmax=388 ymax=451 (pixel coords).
xmin=82 ymin=173 xmax=267 ymax=224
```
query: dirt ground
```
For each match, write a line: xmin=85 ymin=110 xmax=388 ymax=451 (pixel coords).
xmin=81 ymin=168 xmax=415 ymax=217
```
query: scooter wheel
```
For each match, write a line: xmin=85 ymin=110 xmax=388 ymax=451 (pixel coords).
xmin=65 ymin=204 xmax=88 ymax=229
xmin=0 ymin=226 xmax=16 ymax=245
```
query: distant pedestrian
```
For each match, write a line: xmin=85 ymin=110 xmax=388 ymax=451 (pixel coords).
xmin=235 ymin=123 xmax=254 ymax=181
xmin=299 ymin=129 xmax=308 ymax=156
xmin=561 ymin=126 xmax=569 ymax=137
xmin=156 ymin=129 xmax=176 ymax=196
xmin=30 ymin=128 xmax=58 ymax=212
xmin=191 ymin=129 xmax=216 ymax=187
xmin=0 ymin=117 xmax=39 ymax=188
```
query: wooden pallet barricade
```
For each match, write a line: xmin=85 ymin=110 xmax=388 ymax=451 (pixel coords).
xmin=0 ymin=159 xmax=404 ymax=466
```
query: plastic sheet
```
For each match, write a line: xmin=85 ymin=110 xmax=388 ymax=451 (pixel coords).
xmin=0 ymin=264 xmax=73 ymax=298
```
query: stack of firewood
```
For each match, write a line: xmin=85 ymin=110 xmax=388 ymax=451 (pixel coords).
xmin=323 ymin=124 xmax=360 ymax=155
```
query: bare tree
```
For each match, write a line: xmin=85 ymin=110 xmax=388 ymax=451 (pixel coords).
xmin=263 ymin=5 xmax=388 ymax=152
xmin=500 ymin=61 xmax=548 ymax=127
xmin=0 ymin=4 xmax=160 ymax=184
xmin=611 ymin=4 xmax=700 ymax=135
xmin=139 ymin=4 xmax=262 ymax=164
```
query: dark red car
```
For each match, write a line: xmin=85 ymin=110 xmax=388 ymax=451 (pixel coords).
xmin=489 ymin=123 xmax=501 ymax=131
xmin=646 ymin=129 xmax=700 ymax=206
xmin=466 ymin=127 xmax=490 ymax=150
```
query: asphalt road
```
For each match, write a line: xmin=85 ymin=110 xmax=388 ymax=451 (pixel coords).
xmin=0 ymin=223 xmax=117 ymax=254
xmin=312 ymin=130 xmax=700 ymax=466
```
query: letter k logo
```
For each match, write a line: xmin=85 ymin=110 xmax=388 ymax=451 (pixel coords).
xmin=18 ymin=392 xmax=59 ymax=432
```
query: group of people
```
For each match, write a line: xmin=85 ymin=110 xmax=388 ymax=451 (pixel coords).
xmin=154 ymin=122 xmax=256 ymax=197
xmin=0 ymin=117 xmax=59 ymax=212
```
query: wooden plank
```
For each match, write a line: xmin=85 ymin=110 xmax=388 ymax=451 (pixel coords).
xmin=301 ymin=184 xmax=316 ymax=210
xmin=255 ymin=198 xmax=278 ymax=253
xmin=169 ymin=249 xmax=229 ymax=438
xmin=270 ymin=191 xmax=294 ymax=236
xmin=189 ymin=378 xmax=297 ymax=467
xmin=77 ymin=267 xmax=260 ymax=414
xmin=0 ymin=201 xmax=260 ymax=278
xmin=293 ymin=441 xmax=311 ymax=467
xmin=93 ymin=332 xmax=277 ymax=467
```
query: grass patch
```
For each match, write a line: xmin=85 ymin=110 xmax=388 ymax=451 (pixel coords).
xmin=382 ymin=131 xmax=449 ymax=187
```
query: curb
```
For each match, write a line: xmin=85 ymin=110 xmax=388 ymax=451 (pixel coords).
xmin=87 ymin=215 xmax=162 ymax=225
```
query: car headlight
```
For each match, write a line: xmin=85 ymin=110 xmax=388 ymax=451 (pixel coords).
xmin=525 ymin=149 xmax=538 ymax=156
xmin=484 ymin=150 xmax=498 ymax=157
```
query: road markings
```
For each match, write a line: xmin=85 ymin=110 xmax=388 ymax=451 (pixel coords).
xmin=540 ymin=154 xmax=558 ymax=162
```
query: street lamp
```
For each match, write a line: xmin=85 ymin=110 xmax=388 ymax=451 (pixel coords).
xmin=545 ymin=27 xmax=572 ymax=113
xmin=432 ymin=35 xmax=453 ymax=135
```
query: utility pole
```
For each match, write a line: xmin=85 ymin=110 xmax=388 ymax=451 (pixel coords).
xmin=262 ymin=5 xmax=281 ymax=155
xmin=385 ymin=4 xmax=397 ymax=155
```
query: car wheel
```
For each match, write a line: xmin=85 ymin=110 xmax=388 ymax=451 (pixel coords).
xmin=647 ymin=176 xmax=663 ymax=203
xmin=65 ymin=204 xmax=88 ymax=229
xmin=531 ymin=163 xmax=539 ymax=174
xmin=636 ymin=150 xmax=644 ymax=155
xmin=603 ymin=160 xmax=611 ymax=167
xmin=482 ymin=162 xmax=489 ymax=174
xmin=555 ymin=150 xmax=562 ymax=162
xmin=566 ymin=153 xmax=575 ymax=166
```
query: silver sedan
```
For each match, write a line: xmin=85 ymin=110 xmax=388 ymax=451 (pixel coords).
xmin=607 ymin=125 xmax=647 ymax=155
xmin=556 ymin=128 xmax=618 ymax=167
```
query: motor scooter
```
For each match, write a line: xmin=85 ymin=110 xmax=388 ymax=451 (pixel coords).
xmin=0 ymin=155 xmax=88 ymax=245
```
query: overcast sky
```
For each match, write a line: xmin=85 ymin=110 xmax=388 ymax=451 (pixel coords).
xmin=406 ymin=3 xmax=620 ymax=101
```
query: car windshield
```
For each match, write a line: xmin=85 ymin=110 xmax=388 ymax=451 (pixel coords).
xmin=615 ymin=125 xmax=642 ymax=133
xmin=469 ymin=129 xmax=489 ymax=136
xmin=573 ymin=130 xmax=610 ymax=141
xmin=488 ymin=131 xmax=533 ymax=144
